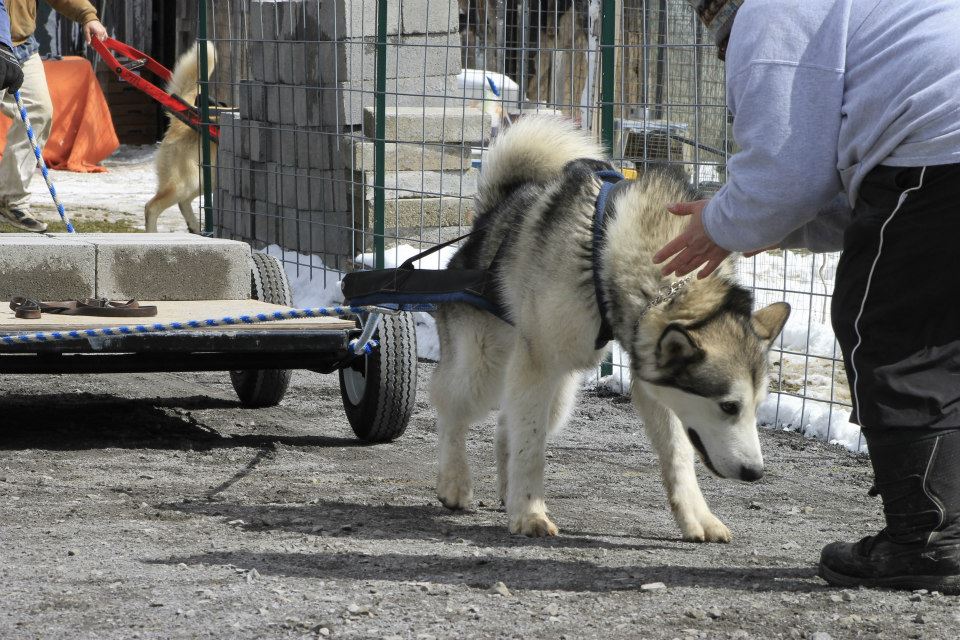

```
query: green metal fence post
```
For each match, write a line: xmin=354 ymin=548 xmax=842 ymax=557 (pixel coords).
xmin=198 ymin=1 xmax=214 ymax=236
xmin=599 ymin=0 xmax=616 ymax=377
xmin=373 ymin=0 xmax=388 ymax=270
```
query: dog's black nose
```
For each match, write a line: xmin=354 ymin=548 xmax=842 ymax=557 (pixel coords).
xmin=739 ymin=465 xmax=764 ymax=482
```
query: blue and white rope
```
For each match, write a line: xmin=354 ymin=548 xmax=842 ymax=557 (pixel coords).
xmin=14 ymin=90 xmax=74 ymax=233
xmin=0 ymin=304 xmax=372 ymax=347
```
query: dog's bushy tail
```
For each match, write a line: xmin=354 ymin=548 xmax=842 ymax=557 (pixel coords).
xmin=476 ymin=115 xmax=606 ymax=212
xmin=167 ymin=41 xmax=216 ymax=99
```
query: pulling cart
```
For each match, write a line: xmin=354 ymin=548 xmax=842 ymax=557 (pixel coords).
xmin=0 ymin=246 xmax=418 ymax=444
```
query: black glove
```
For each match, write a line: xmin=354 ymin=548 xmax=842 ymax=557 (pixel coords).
xmin=0 ymin=43 xmax=23 ymax=93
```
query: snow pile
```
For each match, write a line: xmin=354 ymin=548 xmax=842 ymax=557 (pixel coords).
xmin=261 ymin=245 xmax=344 ymax=309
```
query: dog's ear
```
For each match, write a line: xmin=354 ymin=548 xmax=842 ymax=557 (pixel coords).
xmin=751 ymin=302 xmax=791 ymax=344
xmin=656 ymin=324 xmax=704 ymax=369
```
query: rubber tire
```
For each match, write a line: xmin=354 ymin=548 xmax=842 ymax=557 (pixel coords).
xmin=230 ymin=253 xmax=294 ymax=408
xmin=339 ymin=312 xmax=417 ymax=443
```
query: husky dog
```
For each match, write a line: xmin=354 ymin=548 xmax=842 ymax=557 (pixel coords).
xmin=144 ymin=42 xmax=217 ymax=234
xmin=431 ymin=116 xmax=790 ymax=542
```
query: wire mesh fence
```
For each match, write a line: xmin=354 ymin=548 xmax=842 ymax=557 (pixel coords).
xmin=198 ymin=0 xmax=856 ymax=449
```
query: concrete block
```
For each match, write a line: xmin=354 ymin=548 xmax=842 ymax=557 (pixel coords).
xmin=238 ymin=81 xmax=254 ymax=121
xmin=265 ymin=162 xmax=281 ymax=205
xmin=294 ymin=87 xmax=323 ymax=127
xmin=92 ymin=234 xmax=252 ymax=301
xmin=252 ymin=202 xmax=280 ymax=247
xmin=313 ymin=0 xmax=401 ymax=40
xmin=278 ymin=42 xmax=297 ymax=85
xmin=364 ymin=106 xmax=492 ymax=144
xmin=281 ymin=171 xmax=299 ymax=209
xmin=272 ymin=127 xmax=293 ymax=167
xmin=342 ymin=33 xmax=459 ymax=83
xmin=248 ymin=84 xmax=268 ymax=122
xmin=360 ymin=195 xmax=474 ymax=228
xmin=266 ymin=84 xmax=281 ymax=123
xmin=305 ymin=41 xmax=345 ymax=86
xmin=401 ymin=0 xmax=455 ymax=35
xmin=338 ymin=75 xmax=459 ymax=125
xmin=280 ymin=207 xmax=302 ymax=250
xmin=0 ymin=234 xmax=96 ymax=300
xmin=311 ymin=211 xmax=352 ymax=260
xmin=349 ymin=140 xmax=473 ymax=172
xmin=363 ymin=169 xmax=479 ymax=200
xmin=250 ymin=0 xmax=278 ymax=41
xmin=249 ymin=124 xmax=272 ymax=163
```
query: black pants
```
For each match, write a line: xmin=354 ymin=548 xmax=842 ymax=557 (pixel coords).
xmin=832 ymin=163 xmax=960 ymax=430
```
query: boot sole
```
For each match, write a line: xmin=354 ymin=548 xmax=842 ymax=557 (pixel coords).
xmin=818 ymin=562 xmax=960 ymax=595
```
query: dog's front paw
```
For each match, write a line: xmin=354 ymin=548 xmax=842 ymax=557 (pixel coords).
xmin=509 ymin=512 xmax=559 ymax=537
xmin=681 ymin=513 xmax=731 ymax=543
xmin=436 ymin=470 xmax=472 ymax=511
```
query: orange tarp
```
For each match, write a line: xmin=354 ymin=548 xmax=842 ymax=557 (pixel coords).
xmin=0 ymin=56 xmax=120 ymax=173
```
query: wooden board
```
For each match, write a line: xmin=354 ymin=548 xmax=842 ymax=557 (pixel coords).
xmin=0 ymin=300 xmax=355 ymax=333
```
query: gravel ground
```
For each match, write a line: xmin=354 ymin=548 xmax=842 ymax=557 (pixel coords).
xmin=1 ymin=363 xmax=957 ymax=639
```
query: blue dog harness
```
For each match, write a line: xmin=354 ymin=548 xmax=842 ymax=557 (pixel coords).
xmin=341 ymin=170 xmax=628 ymax=350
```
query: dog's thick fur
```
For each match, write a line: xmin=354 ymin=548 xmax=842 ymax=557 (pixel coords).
xmin=144 ymin=42 xmax=217 ymax=233
xmin=432 ymin=116 xmax=790 ymax=542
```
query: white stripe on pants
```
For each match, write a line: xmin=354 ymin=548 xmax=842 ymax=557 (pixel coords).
xmin=0 ymin=53 xmax=52 ymax=210
xmin=849 ymin=166 xmax=927 ymax=427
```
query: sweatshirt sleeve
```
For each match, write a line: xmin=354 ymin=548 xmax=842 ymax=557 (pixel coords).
xmin=46 ymin=0 xmax=98 ymax=25
xmin=0 ymin=0 xmax=13 ymax=50
xmin=778 ymin=192 xmax=852 ymax=253
xmin=701 ymin=61 xmax=845 ymax=252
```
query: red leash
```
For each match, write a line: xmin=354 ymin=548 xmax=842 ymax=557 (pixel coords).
xmin=91 ymin=37 xmax=220 ymax=143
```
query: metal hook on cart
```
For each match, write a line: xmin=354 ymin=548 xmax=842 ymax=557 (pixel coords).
xmin=350 ymin=311 xmax=383 ymax=355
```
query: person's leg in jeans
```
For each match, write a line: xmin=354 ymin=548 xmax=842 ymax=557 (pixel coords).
xmin=819 ymin=163 xmax=960 ymax=593
xmin=0 ymin=52 xmax=51 ymax=232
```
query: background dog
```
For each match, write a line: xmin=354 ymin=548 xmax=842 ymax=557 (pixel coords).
xmin=432 ymin=116 xmax=790 ymax=542
xmin=144 ymin=42 xmax=217 ymax=234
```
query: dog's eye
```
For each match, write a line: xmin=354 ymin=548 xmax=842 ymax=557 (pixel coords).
xmin=719 ymin=401 xmax=740 ymax=416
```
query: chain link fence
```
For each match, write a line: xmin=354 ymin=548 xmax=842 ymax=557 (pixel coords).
xmin=197 ymin=0 xmax=856 ymax=449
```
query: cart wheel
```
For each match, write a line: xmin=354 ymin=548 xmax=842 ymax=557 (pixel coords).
xmin=339 ymin=312 xmax=417 ymax=443
xmin=230 ymin=253 xmax=293 ymax=408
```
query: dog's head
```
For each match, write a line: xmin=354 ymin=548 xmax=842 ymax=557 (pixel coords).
xmin=630 ymin=286 xmax=790 ymax=482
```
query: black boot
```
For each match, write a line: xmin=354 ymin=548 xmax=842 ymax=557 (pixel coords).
xmin=818 ymin=428 xmax=960 ymax=594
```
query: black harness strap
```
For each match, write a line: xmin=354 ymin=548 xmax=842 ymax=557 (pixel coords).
xmin=592 ymin=170 xmax=627 ymax=349
xmin=342 ymin=170 xmax=629 ymax=348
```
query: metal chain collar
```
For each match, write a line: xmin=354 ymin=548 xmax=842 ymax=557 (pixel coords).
xmin=640 ymin=275 xmax=693 ymax=318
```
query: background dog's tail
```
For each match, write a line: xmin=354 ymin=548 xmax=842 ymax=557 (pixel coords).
xmin=476 ymin=115 xmax=606 ymax=212
xmin=167 ymin=41 xmax=217 ymax=99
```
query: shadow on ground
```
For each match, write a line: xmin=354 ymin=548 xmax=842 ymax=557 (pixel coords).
xmin=155 ymin=546 xmax=818 ymax=593
xmin=0 ymin=392 xmax=360 ymax=451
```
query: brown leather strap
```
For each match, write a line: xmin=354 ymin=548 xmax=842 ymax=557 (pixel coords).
xmin=9 ymin=297 xmax=158 ymax=318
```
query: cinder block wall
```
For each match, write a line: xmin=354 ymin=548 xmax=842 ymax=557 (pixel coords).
xmin=211 ymin=0 xmax=462 ymax=270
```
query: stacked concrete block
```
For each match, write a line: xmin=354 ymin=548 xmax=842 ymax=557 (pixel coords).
xmin=0 ymin=234 xmax=251 ymax=301
xmin=0 ymin=234 xmax=96 ymax=301
xmin=211 ymin=0 xmax=462 ymax=269
xmin=353 ymin=106 xmax=491 ymax=245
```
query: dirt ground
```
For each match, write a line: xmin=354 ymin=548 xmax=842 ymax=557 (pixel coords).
xmin=1 ymin=363 xmax=957 ymax=640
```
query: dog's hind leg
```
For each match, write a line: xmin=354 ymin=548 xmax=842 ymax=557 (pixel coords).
xmin=632 ymin=384 xmax=731 ymax=543
xmin=144 ymin=187 xmax=179 ymax=233
xmin=502 ymin=348 xmax=578 ymax=537
xmin=178 ymin=200 xmax=201 ymax=234
xmin=432 ymin=311 xmax=507 ymax=511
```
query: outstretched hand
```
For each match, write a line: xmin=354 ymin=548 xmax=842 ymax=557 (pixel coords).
xmin=652 ymin=199 xmax=731 ymax=279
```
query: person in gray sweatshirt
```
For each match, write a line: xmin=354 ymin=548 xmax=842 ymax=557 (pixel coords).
xmin=655 ymin=0 xmax=960 ymax=594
